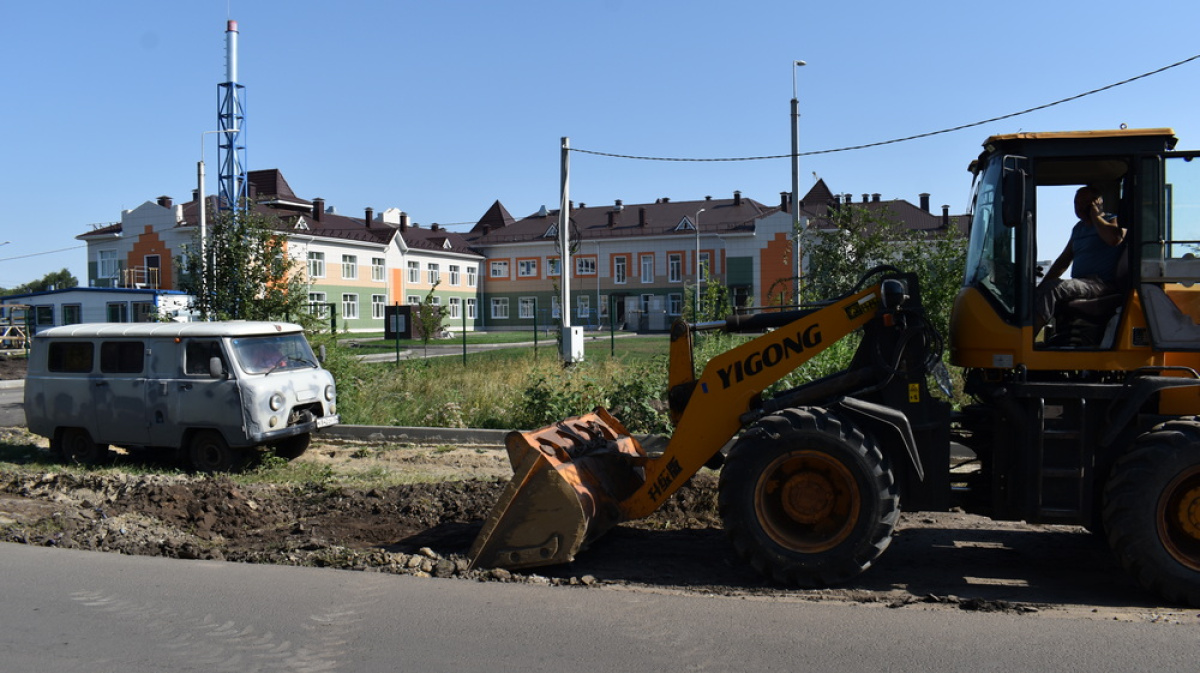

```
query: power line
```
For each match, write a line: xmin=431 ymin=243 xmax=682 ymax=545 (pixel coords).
xmin=0 ymin=245 xmax=87 ymax=263
xmin=571 ymin=53 xmax=1200 ymax=163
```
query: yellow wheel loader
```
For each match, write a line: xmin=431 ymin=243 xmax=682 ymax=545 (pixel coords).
xmin=470 ymin=128 xmax=1200 ymax=606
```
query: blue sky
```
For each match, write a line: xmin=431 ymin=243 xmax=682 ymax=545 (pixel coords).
xmin=3 ymin=0 xmax=1198 ymax=288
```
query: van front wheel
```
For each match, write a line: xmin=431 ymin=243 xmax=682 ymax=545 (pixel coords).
xmin=272 ymin=433 xmax=310 ymax=460
xmin=189 ymin=430 xmax=244 ymax=473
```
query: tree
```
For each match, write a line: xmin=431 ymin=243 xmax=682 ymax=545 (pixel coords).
xmin=0 ymin=268 xmax=78 ymax=296
xmin=176 ymin=208 xmax=311 ymax=323
xmin=413 ymin=281 xmax=447 ymax=357
xmin=683 ymin=262 xmax=733 ymax=323
xmin=799 ymin=204 xmax=966 ymax=337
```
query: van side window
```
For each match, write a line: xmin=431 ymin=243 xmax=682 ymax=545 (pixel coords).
xmin=99 ymin=341 xmax=145 ymax=374
xmin=185 ymin=339 xmax=226 ymax=377
xmin=47 ymin=342 xmax=94 ymax=373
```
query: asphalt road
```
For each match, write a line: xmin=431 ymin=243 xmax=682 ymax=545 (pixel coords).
xmin=2 ymin=543 xmax=1195 ymax=673
xmin=0 ymin=381 xmax=23 ymax=427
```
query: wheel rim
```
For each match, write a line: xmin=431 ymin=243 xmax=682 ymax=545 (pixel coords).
xmin=1158 ymin=465 xmax=1200 ymax=571
xmin=754 ymin=450 xmax=861 ymax=553
xmin=64 ymin=431 xmax=92 ymax=462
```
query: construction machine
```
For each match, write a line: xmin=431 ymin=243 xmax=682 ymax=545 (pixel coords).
xmin=469 ymin=128 xmax=1200 ymax=606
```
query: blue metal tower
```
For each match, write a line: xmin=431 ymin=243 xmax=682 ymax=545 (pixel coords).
xmin=217 ymin=20 xmax=247 ymax=212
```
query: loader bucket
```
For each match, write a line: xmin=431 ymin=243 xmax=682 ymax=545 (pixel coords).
xmin=468 ymin=408 xmax=647 ymax=570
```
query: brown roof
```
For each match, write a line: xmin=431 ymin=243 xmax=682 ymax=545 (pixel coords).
xmin=400 ymin=223 xmax=479 ymax=255
xmin=469 ymin=200 xmax=517 ymax=235
xmin=248 ymin=169 xmax=309 ymax=207
xmin=468 ymin=192 xmax=776 ymax=245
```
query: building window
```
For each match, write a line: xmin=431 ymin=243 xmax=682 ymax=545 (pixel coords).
xmin=668 ymin=253 xmax=683 ymax=283
xmin=547 ymin=258 xmax=561 ymax=277
xmin=428 ymin=263 xmax=440 ymax=284
xmin=62 ymin=304 xmax=82 ymax=325
xmin=490 ymin=260 xmax=509 ymax=279
xmin=467 ymin=267 xmax=477 ymax=287
xmin=372 ymin=294 xmax=386 ymax=319
xmin=668 ymin=293 xmax=682 ymax=315
xmin=106 ymin=302 xmax=129 ymax=322
xmin=449 ymin=265 xmax=461 ymax=286
xmin=519 ymin=297 xmax=536 ymax=319
xmin=599 ymin=295 xmax=609 ymax=317
xmin=491 ymin=297 xmax=509 ymax=319
xmin=640 ymin=254 xmax=654 ymax=283
xmin=577 ymin=295 xmax=590 ymax=319
xmin=342 ymin=255 xmax=358 ymax=280
xmin=466 ymin=298 xmax=477 ymax=319
xmin=408 ymin=261 xmax=420 ymax=283
xmin=407 ymin=295 xmax=421 ymax=305
xmin=132 ymin=302 xmax=155 ymax=322
xmin=99 ymin=250 xmax=119 ymax=279
xmin=699 ymin=252 xmax=712 ymax=281
xmin=613 ymin=256 xmax=627 ymax=284
xmin=576 ymin=256 xmax=596 ymax=276
xmin=517 ymin=259 xmax=538 ymax=278
xmin=307 ymin=251 xmax=325 ymax=278
xmin=342 ymin=294 xmax=359 ymax=320
xmin=449 ymin=297 xmax=461 ymax=319
xmin=371 ymin=257 xmax=386 ymax=282
xmin=308 ymin=292 xmax=328 ymax=317
xmin=33 ymin=306 xmax=53 ymax=327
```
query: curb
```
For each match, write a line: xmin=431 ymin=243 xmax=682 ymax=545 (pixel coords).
xmin=320 ymin=424 xmax=509 ymax=448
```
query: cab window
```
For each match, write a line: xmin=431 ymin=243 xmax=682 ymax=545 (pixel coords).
xmin=184 ymin=339 xmax=227 ymax=377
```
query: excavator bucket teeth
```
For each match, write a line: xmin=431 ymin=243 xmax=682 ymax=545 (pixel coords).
xmin=468 ymin=408 xmax=646 ymax=571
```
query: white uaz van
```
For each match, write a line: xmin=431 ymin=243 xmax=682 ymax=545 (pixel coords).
xmin=23 ymin=321 xmax=338 ymax=471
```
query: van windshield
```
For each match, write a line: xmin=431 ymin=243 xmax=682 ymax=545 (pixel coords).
xmin=230 ymin=334 xmax=318 ymax=375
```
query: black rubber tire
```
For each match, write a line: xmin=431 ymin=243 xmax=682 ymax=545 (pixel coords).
xmin=718 ymin=407 xmax=899 ymax=587
xmin=1103 ymin=420 xmax=1200 ymax=607
xmin=271 ymin=433 xmax=311 ymax=460
xmin=60 ymin=428 xmax=111 ymax=466
xmin=188 ymin=430 xmax=245 ymax=473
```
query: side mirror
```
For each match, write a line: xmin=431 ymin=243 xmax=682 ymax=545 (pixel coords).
xmin=882 ymin=279 xmax=908 ymax=309
xmin=209 ymin=356 xmax=227 ymax=379
xmin=1002 ymin=166 xmax=1027 ymax=228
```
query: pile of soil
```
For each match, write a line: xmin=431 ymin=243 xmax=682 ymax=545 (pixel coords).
xmin=0 ymin=356 xmax=25 ymax=380
xmin=0 ymin=427 xmax=1191 ymax=621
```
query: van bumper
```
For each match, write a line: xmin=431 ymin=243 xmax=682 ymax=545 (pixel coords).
xmin=248 ymin=414 xmax=340 ymax=445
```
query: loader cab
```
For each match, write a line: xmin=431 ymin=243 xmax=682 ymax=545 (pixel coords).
xmin=950 ymin=128 xmax=1200 ymax=373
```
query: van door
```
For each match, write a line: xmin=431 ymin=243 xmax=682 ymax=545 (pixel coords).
xmin=169 ymin=338 xmax=243 ymax=446
xmin=95 ymin=340 xmax=150 ymax=446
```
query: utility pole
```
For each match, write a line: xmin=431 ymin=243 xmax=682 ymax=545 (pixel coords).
xmin=559 ymin=137 xmax=582 ymax=363
xmin=791 ymin=59 xmax=806 ymax=304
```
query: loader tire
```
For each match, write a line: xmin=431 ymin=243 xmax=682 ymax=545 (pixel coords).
xmin=718 ymin=407 xmax=898 ymax=587
xmin=1103 ymin=420 xmax=1200 ymax=607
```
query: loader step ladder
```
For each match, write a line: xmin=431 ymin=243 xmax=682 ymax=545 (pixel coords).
xmin=1035 ymin=397 xmax=1093 ymax=524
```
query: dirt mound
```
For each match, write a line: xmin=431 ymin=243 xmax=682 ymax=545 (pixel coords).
xmin=0 ymin=355 xmax=24 ymax=380
xmin=0 ymin=430 xmax=1192 ymax=620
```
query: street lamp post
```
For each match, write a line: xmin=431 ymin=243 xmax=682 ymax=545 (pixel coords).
xmin=694 ymin=208 xmax=705 ymax=320
xmin=197 ymin=128 xmax=238 ymax=320
xmin=791 ymin=59 xmax=806 ymax=304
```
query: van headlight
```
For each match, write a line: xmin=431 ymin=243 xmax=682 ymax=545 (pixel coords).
xmin=325 ymin=385 xmax=335 ymax=401
xmin=269 ymin=393 xmax=285 ymax=411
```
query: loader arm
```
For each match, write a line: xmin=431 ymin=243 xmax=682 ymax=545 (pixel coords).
xmin=469 ymin=280 xmax=894 ymax=571
xmin=620 ymin=283 xmax=886 ymax=519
